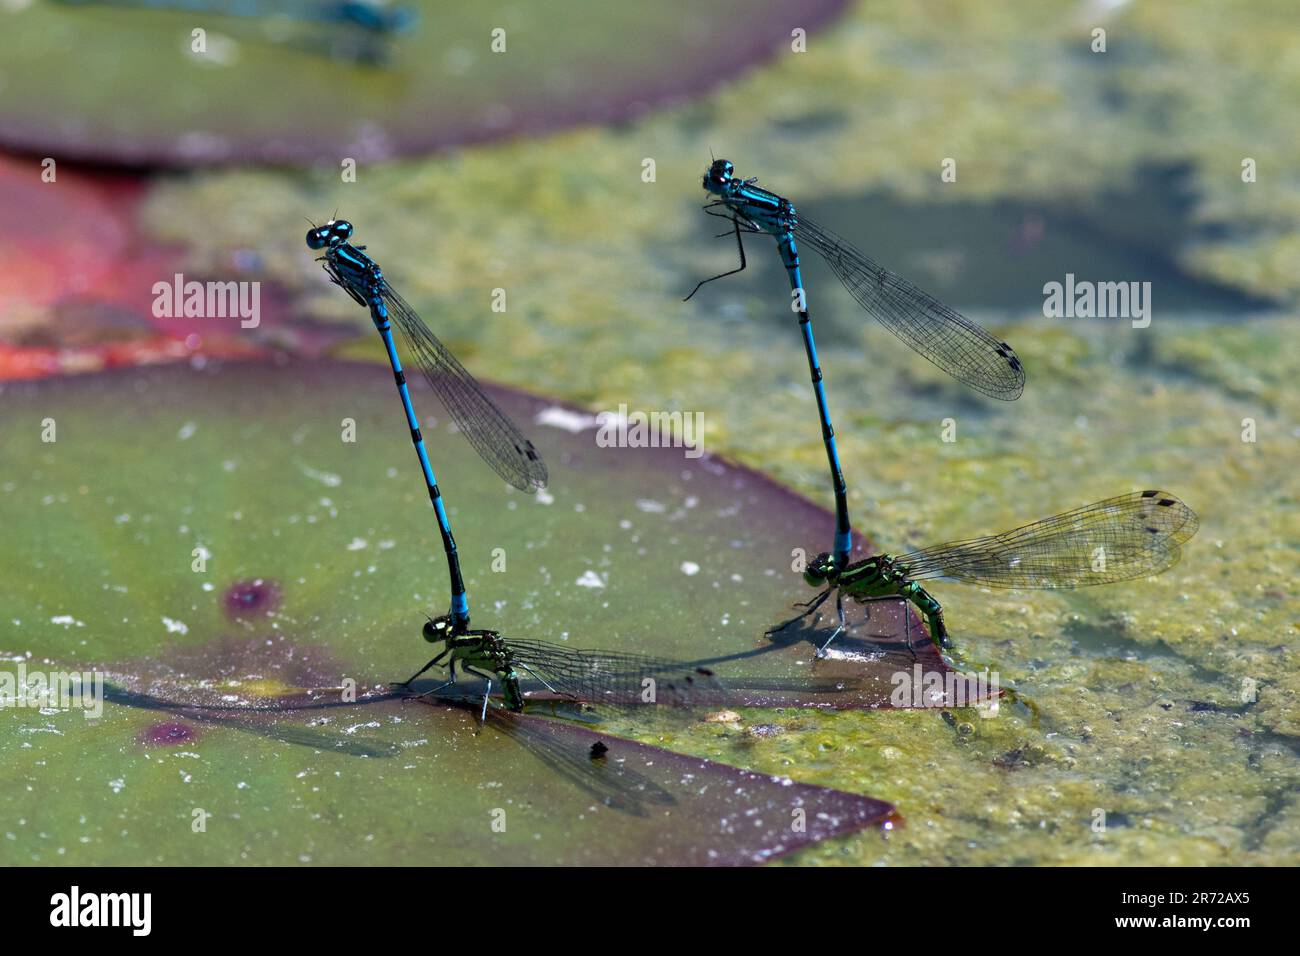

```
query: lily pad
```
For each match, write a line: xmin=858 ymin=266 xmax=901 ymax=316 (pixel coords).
xmin=0 ymin=359 xmax=975 ymax=710
xmin=0 ymin=358 xmax=962 ymax=862
xmin=0 ymin=0 xmax=849 ymax=166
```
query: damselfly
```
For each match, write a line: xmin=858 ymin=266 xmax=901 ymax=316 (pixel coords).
xmin=687 ymin=159 xmax=1026 ymax=568
xmin=771 ymin=490 xmax=1198 ymax=656
xmin=307 ymin=219 xmax=547 ymax=630
xmin=396 ymin=615 xmax=726 ymax=722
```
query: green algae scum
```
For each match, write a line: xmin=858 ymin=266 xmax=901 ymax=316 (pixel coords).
xmin=0 ymin=0 xmax=1296 ymax=905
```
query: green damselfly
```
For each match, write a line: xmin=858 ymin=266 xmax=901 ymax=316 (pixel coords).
xmin=771 ymin=490 xmax=1199 ymax=656
xmin=395 ymin=615 xmax=726 ymax=722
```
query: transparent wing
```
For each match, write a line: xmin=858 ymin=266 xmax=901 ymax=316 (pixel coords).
xmin=794 ymin=215 xmax=1025 ymax=400
xmin=382 ymin=284 xmax=548 ymax=493
xmin=897 ymin=490 xmax=1198 ymax=588
xmin=505 ymin=639 xmax=726 ymax=707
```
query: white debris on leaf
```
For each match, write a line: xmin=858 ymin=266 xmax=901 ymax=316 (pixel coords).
xmin=535 ymin=406 xmax=599 ymax=433
xmin=299 ymin=464 xmax=342 ymax=487
xmin=574 ymin=571 xmax=606 ymax=589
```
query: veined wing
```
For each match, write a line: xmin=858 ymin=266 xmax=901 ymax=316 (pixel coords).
xmin=505 ymin=639 xmax=725 ymax=707
xmin=794 ymin=215 xmax=1025 ymax=400
xmin=897 ymin=490 xmax=1198 ymax=588
xmin=382 ymin=284 xmax=548 ymax=493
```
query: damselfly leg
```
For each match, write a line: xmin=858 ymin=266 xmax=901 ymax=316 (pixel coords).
xmin=815 ymin=590 xmax=849 ymax=658
xmin=683 ymin=206 xmax=762 ymax=301
xmin=461 ymin=667 xmax=497 ymax=724
xmin=411 ymin=662 xmax=456 ymax=702
xmin=855 ymin=595 xmax=920 ymax=661
xmin=412 ymin=677 xmax=457 ymax=702
xmin=392 ymin=647 xmax=450 ymax=689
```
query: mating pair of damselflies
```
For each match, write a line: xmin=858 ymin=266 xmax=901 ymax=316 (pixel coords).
xmin=308 ymin=161 xmax=1198 ymax=707
xmin=308 ymin=220 xmax=720 ymax=721
xmin=684 ymin=161 xmax=1196 ymax=657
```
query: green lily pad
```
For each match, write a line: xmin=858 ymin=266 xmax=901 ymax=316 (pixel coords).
xmin=0 ymin=0 xmax=848 ymax=166
xmin=0 ymin=359 xmax=912 ymax=862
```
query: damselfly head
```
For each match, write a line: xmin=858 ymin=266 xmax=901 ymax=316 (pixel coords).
xmin=423 ymin=614 xmax=454 ymax=643
xmin=305 ymin=219 xmax=354 ymax=250
xmin=703 ymin=158 xmax=734 ymax=193
xmin=803 ymin=551 xmax=838 ymax=587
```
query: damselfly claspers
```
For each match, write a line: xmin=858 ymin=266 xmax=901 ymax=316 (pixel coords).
xmin=771 ymin=490 xmax=1198 ymax=657
xmin=395 ymin=615 xmax=725 ymax=722
xmin=687 ymin=159 xmax=1025 ymax=569
xmin=307 ymin=219 xmax=547 ymax=631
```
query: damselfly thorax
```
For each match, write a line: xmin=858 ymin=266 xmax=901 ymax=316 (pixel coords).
xmin=309 ymin=221 xmax=384 ymax=306
xmin=447 ymin=630 xmax=512 ymax=670
xmin=833 ymin=555 xmax=914 ymax=597
xmin=328 ymin=246 xmax=382 ymax=295
xmin=709 ymin=174 xmax=797 ymax=236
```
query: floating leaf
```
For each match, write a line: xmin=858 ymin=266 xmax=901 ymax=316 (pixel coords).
xmin=0 ymin=1 xmax=850 ymax=166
